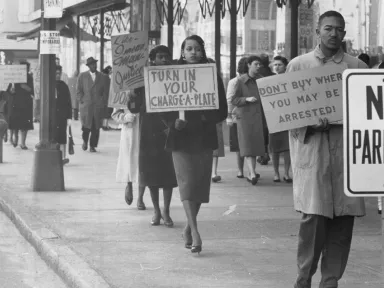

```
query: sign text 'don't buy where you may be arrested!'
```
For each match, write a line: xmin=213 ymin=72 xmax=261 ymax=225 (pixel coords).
xmin=144 ymin=64 xmax=219 ymax=113
xmin=257 ymin=65 xmax=346 ymax=133
xmin=344 ymin=70 xmax=384 ymax=197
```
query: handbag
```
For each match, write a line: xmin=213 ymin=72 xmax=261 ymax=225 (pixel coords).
xmin=68 ymin=125 xmax=75 ymax=155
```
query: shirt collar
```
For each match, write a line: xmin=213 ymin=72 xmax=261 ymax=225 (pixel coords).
xmin=314 ymin=44 xmax=344 ymax=64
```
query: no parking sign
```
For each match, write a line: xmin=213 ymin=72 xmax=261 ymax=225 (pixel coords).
xmin=343 ymin=70 xmax=384 ymax=197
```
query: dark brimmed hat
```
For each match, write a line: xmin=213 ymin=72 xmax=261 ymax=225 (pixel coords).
xmin=86 ymin=57 xmax=98 ymax=66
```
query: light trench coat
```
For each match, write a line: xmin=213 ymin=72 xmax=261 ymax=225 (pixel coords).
xmin=286 ymin=45 xmax=367 ymax=219
xmin=112 ymin=108 xmax=140 ymax=184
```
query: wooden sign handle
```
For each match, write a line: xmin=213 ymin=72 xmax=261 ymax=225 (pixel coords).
xmin=179 ymin=110 xmax=185 ymax=120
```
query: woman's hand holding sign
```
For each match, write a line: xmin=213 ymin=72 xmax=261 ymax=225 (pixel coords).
xmin=311 ymin=117 xmax=330 ymax=132
xmin=175 ymin=119 xmax=187 ymax=131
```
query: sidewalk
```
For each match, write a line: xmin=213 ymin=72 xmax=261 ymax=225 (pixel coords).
xmin=0 ymin=121 xmax=382 ymax=288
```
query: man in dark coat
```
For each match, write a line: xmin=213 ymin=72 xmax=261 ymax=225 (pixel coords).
xmin=76 ymin=57 xmax=108 ymax=152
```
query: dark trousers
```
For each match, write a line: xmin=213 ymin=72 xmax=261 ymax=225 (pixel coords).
xmin=295 ymin=214 xmax=354 ymax=288
xmin=82 ymin=118 xmax=100 ymax=148
xmin=73 ymin=108 xmax=79 ymax=120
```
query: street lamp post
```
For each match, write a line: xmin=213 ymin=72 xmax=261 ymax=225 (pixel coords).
xmin=31 ymin=0 xmax=64 ymax=191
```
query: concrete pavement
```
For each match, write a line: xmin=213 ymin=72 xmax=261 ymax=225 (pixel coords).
xmin=0 ymin=120 xmax=382 ymax=288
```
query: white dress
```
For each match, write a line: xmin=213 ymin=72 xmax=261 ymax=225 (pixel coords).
xmin=112 ymin=108 xmax=140 ymax=184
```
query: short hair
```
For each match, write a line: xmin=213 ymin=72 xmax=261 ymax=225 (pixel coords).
xmin=56 ymin=65 xmax=63 ymax=72
xmin=247 ymin=55 xmax=262 ymax=65
xmin=149 ymin=45 xmax=171 ymax=61
xmin=357 ymin=53 xmax=370 ymax=66
xmin=273 ymin=56 xmax=288 ymax=67
xmin=178 ymin=35 xmax=208 ymax=64
xmin=259 ymin=54 xmax=270 ymax=67
xmin=318 ymin=10 xmax=345 ymax=28
xmin=237 ymin=57 xmax=248 ymax=74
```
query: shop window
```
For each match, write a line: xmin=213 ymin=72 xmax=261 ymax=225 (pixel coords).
xmin=251 ymin=29 xmax=257 ymax=50
xmin=258 ymin=0 xmax=271 ymax=20
xmin=251 ymin=0 xmax=256 ymax=19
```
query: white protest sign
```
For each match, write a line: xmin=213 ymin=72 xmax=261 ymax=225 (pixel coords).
xmin=257 ymin=65 xmax=346 ymax=133
xmin=0 ymin=65 xmax=27 ymax=84
xmin=144 ymin=63 xmax=219 ymax=113
xmin=40 ymin=31 xmax=61 ymax=55
xmin=112 ymin=31 xmax=149 ymax=93
xmin=343 ymin=69 xmax=384 ymax=197
xmin=44 ymin=0 xmax=63 ymax=18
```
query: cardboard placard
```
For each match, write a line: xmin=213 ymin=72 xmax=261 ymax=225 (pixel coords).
xmin=112 ymin=31 xmax=149 ymax=93
xmin=144 ymin=63 xmax=219 ymax=113
xmin=108 ymin=82 xmax=130 ymax=108
xmin=0 ymin=65 xmax=27 ymax=84
xmin=257 ymin=65 xmax=346 ymax=133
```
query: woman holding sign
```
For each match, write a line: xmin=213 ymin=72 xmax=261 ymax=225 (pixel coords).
xmin=163 ymin=35 xmax=227 ymax=253
xmin=128 ymin=45 xmax=178 ymax=227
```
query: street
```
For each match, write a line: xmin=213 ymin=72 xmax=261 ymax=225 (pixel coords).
xmin=0 ymin=119 xmax=382 ymax=288
xmin=0 ymin=212 xmax=67 ymax=288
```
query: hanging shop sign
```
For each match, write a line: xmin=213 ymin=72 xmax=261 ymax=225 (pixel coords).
xmin=44 ymin=0 xmax=63 ymax=18
xmin=40 ymin=31 xmax=61 ymax=55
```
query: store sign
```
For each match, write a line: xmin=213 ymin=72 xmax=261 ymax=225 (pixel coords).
xmin=144 ymin=63 xmax=219 ymax=113
xmin=44 ymin=0 xmax=63 ymax=18
xmin=112 ymin=31 xmax=149 ymax=93
xmin=343 ymin=70 xmax=384 ymax=197
xmin=0 ymin=65 xmax=27 ymax=84
xmin=257 ymin=65 xmax=346 ymax=133
xmin=40 ymin=31 xmax=60 ymax=55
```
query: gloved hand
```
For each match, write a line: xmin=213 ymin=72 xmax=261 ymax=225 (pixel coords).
xmin=175 ymin=119 xmax=187 ymax=131
xmin=124 ymin=113 xmax=136 ymax=123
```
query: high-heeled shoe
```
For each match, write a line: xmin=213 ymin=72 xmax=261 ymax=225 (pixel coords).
xmin=181 ymin=232 xmax=192 ymax=249
xmin=191 ymin=245 xmax=202 ymax=254
xmin=151 ymin=214 xmax=162 ymax=226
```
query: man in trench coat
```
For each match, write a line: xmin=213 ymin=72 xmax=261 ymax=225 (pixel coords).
xmin=77 ymin=57 xmax=108 ymax=152
xmin=287 ymin=11 xmax=367 ymax=288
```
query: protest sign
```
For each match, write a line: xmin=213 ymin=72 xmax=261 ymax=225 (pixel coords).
xmin=108 ymin=82 xmax=130 ymax=109
xmin=112 ymin=31 xmax=149 ymax=93
xmin=343 ymin=70 xmax=384 ymax=197
xmin=44 ymin=0 xmax=63 ymax=18
xmin=0 ymin=65 xmax=27 ymax=84
xmin=144 ymin=63 xmax=219 ymax=114
xmin=40 ymin=31 xmax=61 ymax=54
xmin=257 ymin=65 xmax=346 ymax=133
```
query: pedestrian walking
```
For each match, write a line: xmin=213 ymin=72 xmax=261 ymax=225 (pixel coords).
xmin=68 ymin=70 xmax=79 ymax=120
xmin=112 ymin=108 xmax=146 ymax=210
xmin=128 ymin=45 xmax=177 ymax=225
xmin=7 ymin=60 xmax=34 ymax=150
xmin=226 ymin=57 xmax=247 ymax=179
xmin=269 ymin=56 xmax=292 ymax=183
xmin=77 ymin=57 xmax=109 ymax=153
xmin=288 ymin=11 xmax=367 ymax=288
xmin=54 ymin=65 xmax=72 ymax=165
xmin=231 ymin=56 xmax=266 ymax=185
xmin=163 ymin=35 xmax=227 ymax=253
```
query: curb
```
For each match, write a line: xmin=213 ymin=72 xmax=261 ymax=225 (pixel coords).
xmin=0 ymin=196 xmax=111 ymax=288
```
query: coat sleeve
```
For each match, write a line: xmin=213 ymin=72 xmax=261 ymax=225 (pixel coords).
xmin=77 ymin=74 xmax=84 ymax=103
xmin=226 ymin=78 xmax=237 ymax=117
xmin=201 ymin=75 xmax=228 ymax=124
xmin=103 ymin=75 xmax=110 ymax=104
xmin=64 ymin=83 xmax=72 ymax=119
xmin=231 ymin=80 xmax=248 ymax=107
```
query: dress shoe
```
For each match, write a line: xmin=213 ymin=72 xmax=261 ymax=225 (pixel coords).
xmin=82 ymin=142 xmax=88 ymax=151
xmin=90 ymin=147 xmax=97 ymax=153
xmin=62 ymin=158 xmax=70 ymax=165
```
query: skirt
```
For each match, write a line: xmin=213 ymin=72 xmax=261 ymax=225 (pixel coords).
xmin=229 ymin=123 xmax=239 ymax=152
xmin=269 ymin=131 xmax=289 ymax=153
xmin=213 ymin=122 xmax=225 ymax=157
xmin=172 ymin=149 xmax=213 ymax=203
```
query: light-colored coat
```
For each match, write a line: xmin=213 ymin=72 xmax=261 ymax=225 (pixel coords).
xmin=77 ymin=71 xmax=108 ymax=129
xmin=287 ymin=45 xmax=367 ymax=219
xmin=231 ymin=74 xmax=265 ymax=157
xmin=112 ymin=109 xmax=140 ymax=184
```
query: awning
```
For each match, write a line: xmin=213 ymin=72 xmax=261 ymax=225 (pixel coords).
xmin=6 ymin=15 xmax=99 ymax=42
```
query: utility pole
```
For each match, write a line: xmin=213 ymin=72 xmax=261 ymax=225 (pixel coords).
xmin=168 ymin=0 xmax=174 ymax=58
xmin=215 ymin=0 xmax=221 ymax=76
xmin=290 ymin=0 xmax=299 ymax=59
xmin=31 ymin=0 xmax=64 ymax=191
xmin=230 ymin=0 xmax=236 ymax=79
